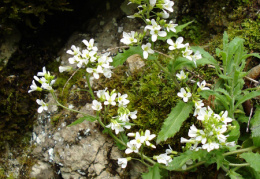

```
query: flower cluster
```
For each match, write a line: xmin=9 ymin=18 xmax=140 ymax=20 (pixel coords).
xmin=153 ymin=145 xmax=176 ymax=166
xmin=128 ymin=0 xmax=175 ymax=19
xmin=64 ymin=38 xmax=113 ymax=79
xmin=92 ymin=89 xmax=137 ymax=134
xmin=181 ymin=107 xmax=235 ymax=152
xmin=28 ymin=67 xmax=56 ymax=113
xmin=28 ymin=66 xmax=56 ymax=93
xmin=167 ymin=37 xmax=202 ymax=65
xmin=117 ymin=130 xmax=156 ymax=168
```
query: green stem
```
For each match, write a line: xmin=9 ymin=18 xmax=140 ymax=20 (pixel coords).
xmin=132 ymin=158 xmax=152 ymax=167
xmin=51 ymin=92 xmax=90 ymax=116
xmin=86 ymin=74 xmax=95 ymax=100
xmin=183 ymin=146 xmax=258 ymax=171
xmin=223 ymin=146 xmax=258 ymax=156
xmin=229 ymin=163 xmax=249 ymax=167
xmin=153 ymin=60 xmax=181 ymax=90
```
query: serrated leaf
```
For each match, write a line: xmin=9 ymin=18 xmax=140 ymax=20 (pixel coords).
xmin=142 ymin=163 xmax=161 ymax=179
xmin=68 ymin=115 xmax=97 ymax=127
xmin=234 ymin=90 xmax=260 ymax=110
xmin=156 ymin=101 xmax=193 ymax=144
xmin=112 ymin=46 xmax=157 ymax=67
xmin=158 ymin=21 xmax=193 ymax=41
xmin=240 ymin=152 xmax=260 ymax=172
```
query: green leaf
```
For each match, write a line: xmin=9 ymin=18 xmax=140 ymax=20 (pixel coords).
xmin=234 ymin=90 xmax=260 ymax=110
xmin=167 ymin=150 xmax=208 ymax=170
xmin=116 ymin=133 xmax=129 ymax=150
xmin=168 ymin=57 xmax=194 ymax=73
xmin=68 ymin=115 xmax=97 ymax=127
xmin=227 ymin=120 xmax=240 ymax=142
xmin=158 ymin=21 xmax=193 ymax=41
xmin=142 ymin=163 xmax=161 ymax=179
xmin=228 ymin=169 xmax=243 ymax=179
xmin=112 ymin=46 xmax=157 ymax=67
xmin=240 ymin=152 xmax=260 ymax=173
xmin=156 ymin=101 xmax=193 ymax=144
xmin=251 ymin=106 xmax=260 ymax=147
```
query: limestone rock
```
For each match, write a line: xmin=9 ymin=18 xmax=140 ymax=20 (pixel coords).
xmin=126 ymin=54 xmax=145 ymax=73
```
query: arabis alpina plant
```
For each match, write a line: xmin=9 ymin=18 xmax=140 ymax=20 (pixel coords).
xmin=28 ymin=0 xmax=260 ymax=177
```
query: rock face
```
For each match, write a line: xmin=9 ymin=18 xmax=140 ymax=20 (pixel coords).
xmin=30 ymin=1 xmax=147 ymax=178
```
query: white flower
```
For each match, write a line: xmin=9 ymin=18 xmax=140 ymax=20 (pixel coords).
xmin=68 ymin=104 xmax=74 ymax=109
xmin=143 ymin=130 xmax=156 ymax=148
xmin=215 ymin=126 xmax=228 ymax=143
xmin=167 ymin=37 xmax=185 ymax=50
xmin=59 ymin=66 xmax=72 ymax=73
xmin=117 ymin=93 xmax=130 ymax=106
xmin=150 ymin=29 xmax=167 ymax=42
xmin=130 ymin=110 xmax=137 ymax=119
xmin=131 ymin=132 xmax=145 ymax=148
xmin=106 ymin=119 xmax=125 ymax=134
xmin=92 ymin=100 xmax=102 ymax=111
xmin=28 ymin=80 xmax=41 ymax=93
xmin=82 ymin=49 xmax=96 ymax=62
xmin=67 ymin=45 xmax=81 ymax=56
xmin=197 ymin=80 xmax=210 ymax=90
xmin=102 ymin=67 xmax=113 ymax=78
xmin=182 ymin=47 xmax=193 ymax=61
xmin=118 ymin=158 xmax=128 ymax=168
xmin=96 ymin=88 xmax=107 ymax=101
xmin=166 ymin=21 xmax=178 ymax=32
xmin=41 ymin=83 xmax=53 ymax=91
xmin=180 ymin=137 xmax=194 ymax=143
xmin=160 ymin=10 xmax=170 ymax=19
xmin=162 ymin=0 xmax=174 ymax=12
xmin=36 ymin=99 xmax=48 ymax=113
xmin=120 ymin=31 xmax=137 ymax=45
xmin=150 ymin=0 xmax=157 ymax=7
xmin=197 ymin=107 xmax=213 ymax=121
xmin=37 ymin=66 xmax=48 ymax=76
xmin=142 ymin=43 xmax=154 ymax=59
xmin=176 ymin=70 xmax=187 ymax=80
xmin=82 ymin=39 xmax=98 ymax=51
xmin=104 ymin=92 xmax=117 ymax=106
xmin=226 ymin=141 xmax=236 ymax=147
xmin=192 ymin=51 xmax=202 ymax=65
xmin=194 ymin=100 xmax=204 ymax=109
xmin=145 ymin=19 xmax=161 ymax=31
xmin=177 ymin=88 xmax=192 ymax=102
xmin=86 ymin=66 xmax=103 ymax=79
xmin=154 ymin=154 xmax=172 ymax=166
xmin=217 ymin=111 xmax=233 ymax=124
xmin=188 ymin=125 xmax=199 ymax=138
xmin=125 ymin=141 xmax=139 ymax=154
xmin=202 ymin=142 xmax=219 ymax=152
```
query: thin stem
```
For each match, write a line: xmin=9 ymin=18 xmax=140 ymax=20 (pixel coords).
xmin=223 ymin=146 xmax=258 ymax=156
xmin=229 ymin=163 xmax=249 ymax=167
xmin=86 ymin=74 xmax=95 ymax=100
xmin=62 ymin=68 xmax=80 ymax=95
xmin=51 ymin=92 xmax=91 ymax=116
xmin=132 ymin=158 xmax=152 ymax=167
xmin=184 ymin=161 xmax=206 ymax=171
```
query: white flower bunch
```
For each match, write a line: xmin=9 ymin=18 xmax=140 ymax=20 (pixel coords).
xmin=181 ymin=107 xmax=235 ymax=152
xmin=28 ymin=66 xmax=56 ymax=93
xmin=167 ymin=37 xmax=202 ymax=65
xmin=66 ymin=38 xmax=114 ymax=79
xmin=153 ymin=145 xmax=176 ymax=166
xmin=92 ymin=89 xmax=137 ymax=134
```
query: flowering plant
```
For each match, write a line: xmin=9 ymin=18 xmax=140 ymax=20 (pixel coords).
xmin=28 ymin=0 xmax=260 ymax=178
